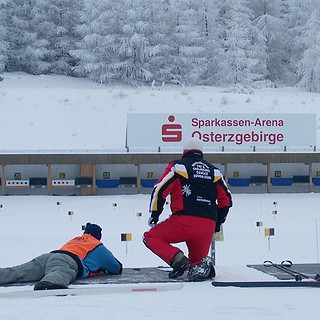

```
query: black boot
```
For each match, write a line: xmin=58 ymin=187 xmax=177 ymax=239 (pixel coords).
xmin=169 ymin=252 xmax=191 ymax=279
xmin=187 ymin=256 xmax=215 ymax=281
xmin=34 ymin=281 xmax=68 ymax=290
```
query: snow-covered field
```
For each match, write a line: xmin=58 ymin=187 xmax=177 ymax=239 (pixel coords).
xmin=0 ymin=193 xmax=319 ymax=320
xmin=0 ymin=73 xmax=320 ymax=319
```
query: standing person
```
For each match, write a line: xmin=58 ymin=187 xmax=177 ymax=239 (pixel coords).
xmin=0 ymin=223 xmax=122 ymax=290
xmin=143 ymin=138 xmax=232 ymax=281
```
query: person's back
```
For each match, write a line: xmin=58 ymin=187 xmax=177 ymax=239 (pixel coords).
xmin=168 ymin=150 xmax=229 ymax=220
xmin=149 ymin=139 xmax=231 ymax=223
xmin=144 ymin=138 xmax=232 ymax=281
xmin=56 ymin=223 xmax=123 ymax=278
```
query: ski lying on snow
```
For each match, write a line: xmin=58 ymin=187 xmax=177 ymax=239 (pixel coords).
xmin=211 ymin=280 xmax=320 ymax=288
xmin=0 ymin=282 xmax=184 ymax=299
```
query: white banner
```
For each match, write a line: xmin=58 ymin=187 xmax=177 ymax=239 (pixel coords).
xmin=126 ymin=113 xmax=316 ymax=148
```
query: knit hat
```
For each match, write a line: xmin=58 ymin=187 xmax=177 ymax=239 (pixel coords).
xmin=183 ymin=138 xmax=203 ymax=153
xmin=84 ymin=223 xmax=102 ymax=240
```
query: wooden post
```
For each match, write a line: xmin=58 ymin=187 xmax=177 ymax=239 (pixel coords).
xmin=136 ymin=163 xmax=141 ymax=194
xmin=267 ymin=161 xmax=271 ymax=193
xmin=92 ymin=165 xmax=96 ymax=195
xmin=80 ymin=164 xmax=96 ymax=196
xmin=1 ymin=164 xmax=5 ymax=195
xmin=309 ymin=162 xmax=313 ymax=193
xmin=47 ymin=164 xmax=51 ymax=195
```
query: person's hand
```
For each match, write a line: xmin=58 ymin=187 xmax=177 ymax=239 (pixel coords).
xmin=215 ymin=223 xmax=222 ymax=233
xmin=216 ymin=207 xmax=229 ymax=232
xmin=148 ymin=213 xmax=159 ymax=227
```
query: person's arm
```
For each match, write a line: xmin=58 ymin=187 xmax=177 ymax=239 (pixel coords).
xmin=148 ymin=162 xmax=176 ymax=224
xmin=215 ymin=175 xmax=233 ymax=231
xmin=85 ymin=245 xmax=122 ymax=275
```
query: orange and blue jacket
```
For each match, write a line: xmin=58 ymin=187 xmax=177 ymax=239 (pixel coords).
xmin=53 ymin=233 xmax=122 ymax=278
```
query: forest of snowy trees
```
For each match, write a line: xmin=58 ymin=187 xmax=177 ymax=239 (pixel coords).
xmin=0 ymin=0 xmax=320 ymax=92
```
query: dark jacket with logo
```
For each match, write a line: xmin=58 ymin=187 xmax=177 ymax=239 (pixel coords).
xmin=149 ymin=150 xmax=232 ymax=223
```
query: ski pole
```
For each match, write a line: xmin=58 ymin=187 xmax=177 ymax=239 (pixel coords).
xmin=279 ymin=260 xmax=320 ymax=281
xmin=263 ymin=260 xmax=303 ymax=281
xmin=264 ymin=260 xmax=320 ymax=281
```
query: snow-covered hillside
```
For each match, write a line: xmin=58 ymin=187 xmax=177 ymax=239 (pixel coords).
xmin=0 ymin=72 xmax=319 ymax=152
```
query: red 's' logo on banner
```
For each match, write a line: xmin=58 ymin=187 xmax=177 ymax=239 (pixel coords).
xmin=162 ymin=115 xmax=182 ymax=142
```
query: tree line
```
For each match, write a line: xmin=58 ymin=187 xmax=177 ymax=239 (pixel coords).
xmin=0 ymin=0 xmax=320 ymax=93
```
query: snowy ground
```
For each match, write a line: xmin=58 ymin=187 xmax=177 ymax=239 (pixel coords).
xmin=0 ymin=193 xmax=319 ymax=320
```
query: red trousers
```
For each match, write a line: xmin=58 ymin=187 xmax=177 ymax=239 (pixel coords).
xmin=143 ymin=215 xmax=216 ymax=267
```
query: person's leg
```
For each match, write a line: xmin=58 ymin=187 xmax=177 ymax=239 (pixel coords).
xmin=35 ymin=253 xmax=78 ymax=289
xmin=143 ymin=215 xmax=188 ymax=265
xmin=185 ymin=216 xmax=215 ymax=266
xmin=0 ymin=253 xmax=50 ymax=284
xmin=185 ymin=217 xmax=216 ymax=281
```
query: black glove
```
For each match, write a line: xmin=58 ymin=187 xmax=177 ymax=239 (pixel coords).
xmin=215 ymin=223 xmax=222 ymax=233
xmin=148 ymin=212 xmax=159 ymax=227
xmin=215 ymin=207 xmax=229 ymax=232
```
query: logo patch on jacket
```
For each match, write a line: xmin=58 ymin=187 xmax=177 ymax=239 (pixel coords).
xmin=191 ymin=162 xmax=211 ymax=180
xmin=182 ymin=184 xmax=192 ymax=197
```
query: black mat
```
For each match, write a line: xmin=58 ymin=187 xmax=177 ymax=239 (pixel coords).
xmin=75 ymin=266 xmax=184 ymax=284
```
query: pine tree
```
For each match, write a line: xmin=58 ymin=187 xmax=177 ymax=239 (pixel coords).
xmin=3 ymin=0 xmax=48 ymax=74
xmin=200 ymin=0 xmax=222 ymax=85
xmin=0 ymin=4 xmax=8 ymax=72
xmin=32 ymin=0 xmax=84 ymax=75
xmin=251 ymin=0 xmax=286 ymax=84
xmin=274 ymin=0 xmax=293 ymax=84
xmin=286 ymin=0 xmax=311 ymax=74
xmin=71 ymin=0 xmax=121 ymax=83
xmin=216 ymin=0 xmax=261 ymax=92
xmin=73 ymin=0 xmax=154 ymax=85
xmin=296 ymin=7 xmax=320 ymax=92
xmin=146 ymin=0 xmax=176 ymax=85
xmin=167 ymin=0 xmax=207 ymax=85
xmin=116 ymin=0 xmax=154 ymax=85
